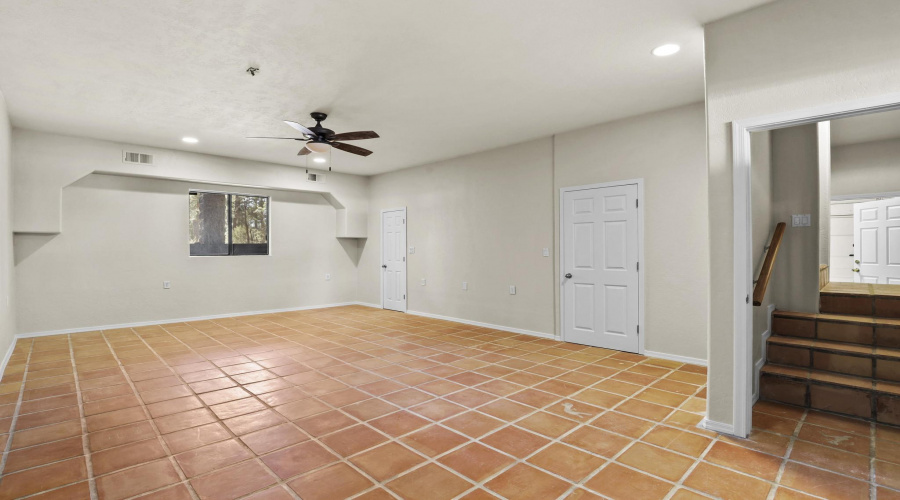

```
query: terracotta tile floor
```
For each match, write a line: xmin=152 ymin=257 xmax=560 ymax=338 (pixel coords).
xmin=0 ymin=305 xmax=898 ymax=499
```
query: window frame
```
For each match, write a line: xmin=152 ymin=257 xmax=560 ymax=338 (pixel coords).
xmin=188 ymin=189 xmax=271 ymax=257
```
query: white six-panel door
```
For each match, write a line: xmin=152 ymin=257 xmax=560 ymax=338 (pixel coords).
xmin=853 ymin=198 xmax=900 ymax=284
xmin=382 ymin=209 xmax=407 ymax=312
xmin=562 ymin=183 xmax=640 ymax=353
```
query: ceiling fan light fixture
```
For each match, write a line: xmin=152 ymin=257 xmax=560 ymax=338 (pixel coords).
xmin=313 ymin=157 xmax=326 ymax=163
xmin=182 ymin=136 xmax=199 ymax=143
xmin=305 ymin=141 xmax=331 ymax=153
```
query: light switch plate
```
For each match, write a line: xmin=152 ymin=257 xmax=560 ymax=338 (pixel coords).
xmin=509 ymin=285 xmax=516 ymax=295
xmin=325 ymin=273 xmax=331 ymax=281
xmin=163 ymin=281 xmax=171 ymax=289
xmin=791 ymin=214 xmax=811 ymax=227
xmin=542 ymin=248 xmax=550 ymax=257
xmin=420 ymin=279 xmax=426 ymax=286
xmin=409 ymin=246 xmax=415 ymax=254
xmin=462 ymin=282 xmax=468 ymax=290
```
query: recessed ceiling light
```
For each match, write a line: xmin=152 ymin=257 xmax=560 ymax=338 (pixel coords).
xmin=651 ymin=44 xmax=680 ymax=57
xmin=313 ymin=157 xmax=327 ymax=163
xmin=182 ymin=137 xmax=199 ymax=144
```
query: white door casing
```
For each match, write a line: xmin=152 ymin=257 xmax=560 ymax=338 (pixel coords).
xmin=560 ymin=181 xmax=642 ymax=353
xmin=853 ymin=198 xmax=900 ymax=284
xmin=381 ymin=208 xmax=407 ymax=312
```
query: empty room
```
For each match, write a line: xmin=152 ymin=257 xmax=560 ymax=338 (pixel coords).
xmin=0 ymin=1 xmax=898 ymax=499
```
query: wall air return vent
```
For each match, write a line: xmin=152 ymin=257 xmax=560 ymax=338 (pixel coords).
xmin=123 ymin=151 xmax=154 ymax=165
xmin=307 ymin=173 xmax=325 ymax=183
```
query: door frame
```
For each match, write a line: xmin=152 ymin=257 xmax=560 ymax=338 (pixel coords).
xmin=731 ymin=92 xmax=900 ymax=438
xmin=380 ymin=207 xmax=408 ymax=312
xmin=558 ymin=179 xmax=645 ymax=354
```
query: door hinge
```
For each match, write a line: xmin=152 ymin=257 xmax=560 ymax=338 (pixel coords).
xmin=636 ymin=199 xmax=639 ymax=208
xmin=636 ymin=262 xmax=639 ymax=271
xmin=637 ymin=325 xmax=640 ymax=335
xmin=403 ymin=294 xmax=406 ymax=299
xmin=746 ymin=294 xmax=750 ymax=304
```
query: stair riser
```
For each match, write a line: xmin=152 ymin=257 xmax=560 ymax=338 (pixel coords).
xmin=772 ymin=316 xmax=900 ymax=347
xmin=760 ymin=374 xmax=900 ymax=424
xmin=766 ymin=343 xmax=900 ymax=382
xmin=820 ymin=294 xmax=900 ymax=319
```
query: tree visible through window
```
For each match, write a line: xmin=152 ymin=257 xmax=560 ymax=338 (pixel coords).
xmin=189 ymin=191 xmax=269 ymax=256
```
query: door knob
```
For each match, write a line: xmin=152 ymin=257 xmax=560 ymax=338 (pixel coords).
xmin=382 ymin=265 xmax=387 ymax=269
xmin=564 ymin=273 xmax=572 ymax=279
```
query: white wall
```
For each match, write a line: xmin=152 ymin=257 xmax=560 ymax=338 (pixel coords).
xmin=11 ymin=130 xmax=369 ymax=334
xmin=705 ymin=0 xmax=900 ymax=426
xmin=0 ymin=91 xmax=14 ymax=358
xmin=12 ymin=130 xmax=370 ymax=238
xmin=359 ymin=102 xmax=709 ymax=361
xmin=769 ymin=124 xmax=821 ymax=313
xmin=359 ymin=138 xmax=556 ymax=336
xmin=832 ymin=137 xmax=900 ymax=197
xmin=553 ymin=103 xmax=708 ymax=361
xmin=15 ymin=175 xmax=360 ymax=334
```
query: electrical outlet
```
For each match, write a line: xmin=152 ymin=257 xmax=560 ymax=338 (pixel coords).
xmin=420 ymin=279 xmax=426 ymax=286
xmin=325 ymin=273 xmax=331 ymax=281
xmin=542 ymin=248 xmax=550 ymax=257
xmin=163 ymin=281 xmax=171 ymax=289
xmin=462 ymin=282 xmax=468 ymax=290
xmin=509 ymin=285 xmax=516 ymax=295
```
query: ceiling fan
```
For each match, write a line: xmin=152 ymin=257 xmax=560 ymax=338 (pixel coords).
xmin=248 ymin=112 xmax=379 ymax=158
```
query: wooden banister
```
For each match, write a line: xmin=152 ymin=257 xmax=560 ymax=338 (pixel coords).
xmin=753 ymin=222 xmax=786 ymax=306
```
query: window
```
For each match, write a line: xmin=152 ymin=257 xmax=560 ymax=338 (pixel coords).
xmin=189 ymin=191 xmax=269 ymax=256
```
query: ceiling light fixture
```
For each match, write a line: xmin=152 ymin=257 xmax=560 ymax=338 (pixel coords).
xmin=182 ymin=137 xmax=199 ymax=144
xmin=651 ymin=43 xmax=680 ymax=57
xmin=313 ymin=157 xmax=326 ymax=163
xmin=305 ymin=141 xmax=331 ymax=153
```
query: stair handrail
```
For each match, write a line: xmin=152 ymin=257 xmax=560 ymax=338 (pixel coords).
xmin=753 ymin=222 xmax=787 ymax=306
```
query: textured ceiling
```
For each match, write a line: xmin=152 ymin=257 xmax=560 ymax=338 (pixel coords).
xmin=0 ymin=0 xmax=770 ymax=175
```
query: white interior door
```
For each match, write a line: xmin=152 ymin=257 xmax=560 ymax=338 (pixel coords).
xmin=854 ymin=198 xmax=900 ymax=284
xmin=562 ymin=183 xmax=640 ymax=353
xmin=382 ymin=209 xmax=407 ymax=312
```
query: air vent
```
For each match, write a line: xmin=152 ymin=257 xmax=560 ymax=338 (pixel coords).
xmin=307 ymin=173 xmax=325 ymax=183
xmin=123 ymin=151 xmax=154 ymax=165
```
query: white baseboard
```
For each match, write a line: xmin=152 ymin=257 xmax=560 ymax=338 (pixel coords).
xmin=698 ymin=417 xmax=736 ymax=436
xmin=752 ymin=357 xmax=766 ymax=404
xmin=406 ymin=310 xmax=555 ymax=340
xmin=354 ymin=302 xmax=382 ymax=309
xmin=643 ymin=350 xmax=708 ymax=367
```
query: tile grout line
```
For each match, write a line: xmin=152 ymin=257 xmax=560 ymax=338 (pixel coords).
xmin=0 ymin=338 xmax=33 ymax=476
xmin=68 ymin=332 xmax=100 ymax=500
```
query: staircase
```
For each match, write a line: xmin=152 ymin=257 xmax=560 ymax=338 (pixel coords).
xmin=759 ymin=284 xmax=900 ymax=425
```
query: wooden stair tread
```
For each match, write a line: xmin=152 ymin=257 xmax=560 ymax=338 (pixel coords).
xmin=767 ymin=335 xmax=900 ymax=360
xmin=821 ymin=282 xmax=900 ymax=298
xmin=774 ymin=309 xmax=900 ymax=327
xmin=761 ymin=363 xmax=888 ymax=391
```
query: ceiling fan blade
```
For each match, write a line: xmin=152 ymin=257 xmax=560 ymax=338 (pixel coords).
xmin=284 ymin=120 xmax=317 ymax=137
xmin=329 ymin=131 xmax=380 ymax=141
xmin=297 ymin=147 xmax=311 ymax=156
xmin=331 ymin=141 xmax=373 ymax=157
xmin=246 ymin=136 xmax=303 ymax=140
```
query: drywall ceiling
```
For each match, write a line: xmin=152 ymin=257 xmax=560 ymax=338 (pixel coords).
xmin=0 ymin=0 xmax=770 ymax=175
xmin=832 ymin=108 xmax=900 ymax=146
